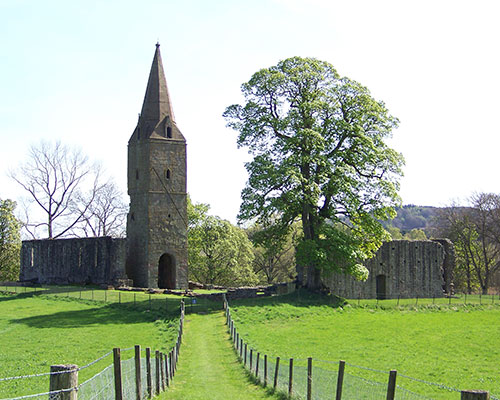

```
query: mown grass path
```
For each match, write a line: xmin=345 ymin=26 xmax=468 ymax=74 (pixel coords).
xmin=158 ymin=312 xmax=281 ymax=400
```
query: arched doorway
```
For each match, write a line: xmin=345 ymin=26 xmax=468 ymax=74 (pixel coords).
xmin=376 ymin=274 xmax=387 ymax=300
xmin=158 ymin=253 xmax=176 ymax=289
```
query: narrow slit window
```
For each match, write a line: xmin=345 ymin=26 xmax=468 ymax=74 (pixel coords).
xmin=166 ymin=169 xmax=171 ymax=179
xmin=94 ymin=243 xmax=98 ymax=268
xmin=166 ymin=126 xmax=172 ymax=138
xmin=136 ymin=169 xmax=139 ymax=180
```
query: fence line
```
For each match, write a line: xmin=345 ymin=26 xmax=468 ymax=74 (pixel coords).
xmin=224 ymin=295 xmax=496 ymax=400
xmin=347 ymin=292 xmax=500 ymax=309
xmin=1 ymin=300 xmax=185 ymax=400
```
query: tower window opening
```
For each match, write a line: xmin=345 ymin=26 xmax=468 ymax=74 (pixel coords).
xmin=166 ymin=169 xmax=171 ymax=179
xmin=166 ymin=126 xmax=172 ymax=138
xmin=136 ymin=169 xmax=139 ymax=180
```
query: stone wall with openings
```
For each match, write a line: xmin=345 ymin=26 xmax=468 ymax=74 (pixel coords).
xmin=322 ymin=240 xmax=454 ymax=299
xmin=19 ymin=237 xmax=128 ymax=286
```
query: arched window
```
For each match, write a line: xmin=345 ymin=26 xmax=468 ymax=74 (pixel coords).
xmin=166 ymin=169 xmax=171 ymax=179
xmin=166 ymin=126 xmax=172 ymax=138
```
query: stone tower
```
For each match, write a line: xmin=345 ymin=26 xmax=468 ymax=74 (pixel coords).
xmin=126 ymin=44 xmax=188 ymax=289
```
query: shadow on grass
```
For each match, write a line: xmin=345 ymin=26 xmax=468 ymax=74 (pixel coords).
xmin=12 ymin=300 xmax=180 ymax=328
xmin=229 ymin=288 xmax=345 ymax=310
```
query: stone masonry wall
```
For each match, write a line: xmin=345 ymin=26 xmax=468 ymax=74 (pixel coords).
xmin=20 ymin=237 xmax=127 ymax=286
xmin=322 ymin=240 xmax=448 ymax=299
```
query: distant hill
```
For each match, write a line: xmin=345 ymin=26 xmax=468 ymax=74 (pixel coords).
xmin=383 ymin=205 xmax=441 ymax=235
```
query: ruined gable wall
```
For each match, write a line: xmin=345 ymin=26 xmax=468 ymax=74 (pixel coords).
xmin=20 ymin=237 xmax=127 ymax=286
xmin=322 ymin=240 xmax=446 ymax=299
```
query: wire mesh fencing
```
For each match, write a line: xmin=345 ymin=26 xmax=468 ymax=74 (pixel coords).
xmin=0 ymin=301 xmax=185 ymax=400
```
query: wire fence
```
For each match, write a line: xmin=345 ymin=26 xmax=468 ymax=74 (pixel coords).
xmin=346 ymin=292 xmax=500 ymax=309
xmin=224 ymin=296 xmax=496 ymax=400
xmin=0 ymin=300 xmax=185 ymax=400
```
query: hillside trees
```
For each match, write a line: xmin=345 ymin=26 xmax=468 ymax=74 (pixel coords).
xmin=224 ymin=57 xmax=404 ymax=288
xmin=0 ymin=199 xmax=21 ymax=281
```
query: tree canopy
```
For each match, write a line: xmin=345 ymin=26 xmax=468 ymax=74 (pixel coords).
xmin=224 ymin=57 xmax=404 ymax=288
xmin=187 ymin=197 xmax=257 ymax=287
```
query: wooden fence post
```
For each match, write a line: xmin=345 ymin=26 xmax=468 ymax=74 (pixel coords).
xmin=386 ymin=370 xmax=397 ymax=400
xmin=169 ymin=351 xmax=173 ymax=380
xmin=49 ymin=364 xmax=78 ymax=400
xmin=307 ymin=357 xmax=312 ymax=400
xmin=273 ymin=357 xmax=280 ymax=390
xmin=160 ymin=352 xmax=165 ymax=391
xmin=250 ymin=349 xmax=253 ymax=371
xmin=461 ymin=391 xmax=490 ymax=399
xmin=113 ymin=348 xmax=123 ymax=400
xmin=135 ymin=345 xmax=142 ymax=400
xmin=256 ymin=353 xmax=260 ymax=378
xmin=244 ymin=344 xmax=247 ymax=366
xmin=173 ymin=346 xmax=177 ymax=374
xmin=155 ymin=350 xmax=160 ymax=395
xmin=165 ymin=353 xmax=170 ymax=387
xmin=146 ymin=347 xmax=152 ymax=398
xmin=289 ymin=358 xmax=294 ymax=397
xmin=336 ymin=360 xmax=345 ymax=400
xmin=240 ymin=338 xmax=243 ymax=358
xmin=264 ymin=355 xmax=268 ymax=387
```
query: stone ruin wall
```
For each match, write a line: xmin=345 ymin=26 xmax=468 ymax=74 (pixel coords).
xmin=20 ymin=237 xmax=128 ymax=286
xmin=322 ymin=240 xmax=452 ymax=299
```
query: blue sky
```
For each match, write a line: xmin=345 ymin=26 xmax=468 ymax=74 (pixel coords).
xmin=1 ymin=0 xmax=499 ymax=223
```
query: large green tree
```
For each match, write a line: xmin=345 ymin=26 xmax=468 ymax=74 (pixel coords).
xmin=0 ymin=199 xmax=21 ymax=281
xmin=224 ymin=57 xmax=404 ymax=288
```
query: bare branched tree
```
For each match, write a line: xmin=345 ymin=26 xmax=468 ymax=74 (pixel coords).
xmin=10 ymin=141 xmax=101 ymax=239
xmin=435 ymin=193 xmax=500 ymax=294
xmin=73 ymin=180 xmax=127 ymax=238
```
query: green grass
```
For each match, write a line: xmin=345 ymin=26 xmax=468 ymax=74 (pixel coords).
xmin=0 ymin=292 xmax=180 ymax=398
xmin=229 ymin=290 xmax=500 ymax=399
xmin=158 ymin=312 xmax=284 ymax=400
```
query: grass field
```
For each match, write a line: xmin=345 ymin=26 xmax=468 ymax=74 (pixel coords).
xmin=0 ymin=291 xmax=181 ymax=398
xmin=229 ymin=290 xmax=500 ymax=399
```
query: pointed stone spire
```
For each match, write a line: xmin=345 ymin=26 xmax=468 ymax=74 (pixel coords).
xmin=140 ymin=42 xmax=176 ymax=125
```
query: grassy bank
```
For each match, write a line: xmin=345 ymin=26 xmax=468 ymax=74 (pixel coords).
xmin=229 ymin=290 xmax=500 ymax=399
